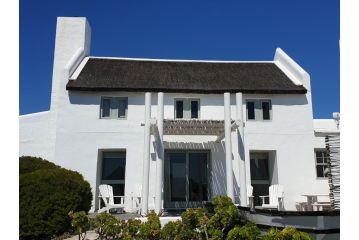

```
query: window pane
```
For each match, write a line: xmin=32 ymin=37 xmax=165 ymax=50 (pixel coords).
xmin=188 ymin=153 xmax=208 ymax=201
xmin=316 ymin=165 xmax=324 ymax=178
xmin=118 ymin=99 xmax=127 ymax=118
xmin=247 ymin=101 xmax=255 ymax=120
xmin=191 ymin=101 xmax=199 ymax=119
xmin=250 ymin=156 xmax=269 ymax=181
xmin=102 ymin=152 xmax=126 ymax=180
xmin=262 ymin=101 xmax=270 ymax=120
xmin=176 ymin=101 xmax=184 ymax=119
xmin=102 ymin=99 xmax=111 ymax=117
xmin=316 ymin=156 xmax=323 ymax=164
xmin=169 ymin=153 xmax=186 ymax=201
xmin=316 ymin=151 xmax=322 ymax=158
xmin=323 ymin=152 xmax=329 ymax=163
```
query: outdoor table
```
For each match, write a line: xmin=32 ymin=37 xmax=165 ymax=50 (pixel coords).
xmin=302 ymin=194 xmax=329 ymax=211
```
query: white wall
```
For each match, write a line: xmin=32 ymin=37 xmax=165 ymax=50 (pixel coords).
xmin=43 ymin=90 xmax=324 ymax=211
xmin=19 ymin=111 xmax=53 ymax=160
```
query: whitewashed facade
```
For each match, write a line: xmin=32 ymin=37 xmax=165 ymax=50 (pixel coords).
xmin=19 ymin=17 xmax=339 ymax=213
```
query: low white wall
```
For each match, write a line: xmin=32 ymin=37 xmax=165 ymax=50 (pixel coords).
xmin=19 ymin=111 xmax=53 ymax=161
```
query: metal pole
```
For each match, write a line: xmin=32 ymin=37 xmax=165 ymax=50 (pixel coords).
xmin=224 ymin=92 xmax=234 ymax=201
xmin=236 ymin=92 xmax=247 ymax=206
xmin=141 ymin=92 xmax=151 ymax=215
xmin=155 ymin=92 xmax=164 ymax=213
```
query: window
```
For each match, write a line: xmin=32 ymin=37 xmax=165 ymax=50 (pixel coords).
xmin=175 ymin=99 xmax=200 ymax=119
xmin=101 ymin=151 xmax=126 ymax=204
xmin=100 ymin=97 xmax=128 ymax=119
xmin=315 ymin=150 xmax=329 ymax=178
xmin=247 ymin=101 xmax=255 ymax=120
xmin=246 ymin=99 xmax=272 ymax=121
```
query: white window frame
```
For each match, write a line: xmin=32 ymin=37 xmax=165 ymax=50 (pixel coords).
xmin=100 ymin=97 xmax=128 ymax=119
xmin=246 ymin=99 xmax=272 ymax=121
xmin=174 ymin=98 xmax=200 ymax=120
xmin=315 ymin=149 xmax=329 ymax=179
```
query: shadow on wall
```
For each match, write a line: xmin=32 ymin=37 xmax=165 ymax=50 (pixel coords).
xmin=68 ymin=92 xmax=146 ymax=106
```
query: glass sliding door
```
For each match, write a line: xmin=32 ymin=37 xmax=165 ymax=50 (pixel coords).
xmin=164 ymin=151 xmax=209 ymax=209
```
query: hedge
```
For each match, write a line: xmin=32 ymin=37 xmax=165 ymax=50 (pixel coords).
xmin=19 ymin=156 xmax=59 ymax=175
xmin=19 ymin=157 xmax=92 ymax=239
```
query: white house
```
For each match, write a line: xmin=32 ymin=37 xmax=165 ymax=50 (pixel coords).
xmin=19 ymin=17 xmax=339 ymax=213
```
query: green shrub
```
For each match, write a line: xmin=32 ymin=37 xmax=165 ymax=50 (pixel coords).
xmin=139 ymin=211 xmax=161 ymax=240
xmin=19 ymin=156 xmax=59 ymax=175
xmin=123 ymin=219 xmax=142 ymax=239
xmin=261 ymin=228 xmax=282 ymax=240
xmin=227 ymin=223 xmax=261 ymax=240
xmin=161 ymin=220 xmax=182 ymax=240
xmin=69 ymin=211 xmax=90 ymax=240
xmin=91 ymin=212 xmax=122 ymax=239
xmin=180 ymin=208 xmax=209 ymax=239
xmin=20 ymin=165 xmax=92 ymax=239
xmin=280 ymin=227 xmax=312 ymax=240
xmin=208 ymin=196 xmax=240 ymax=234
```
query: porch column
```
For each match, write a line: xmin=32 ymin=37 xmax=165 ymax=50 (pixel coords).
xmin=236 ymin=92 xmax=247 ymax=206
xmin=155 ymin=92 xmax=164 ymax=213
xmin=141 ymin=92 xmax=151 ymax=215
xmin=224 ymin=92 xmax=235 ymax=201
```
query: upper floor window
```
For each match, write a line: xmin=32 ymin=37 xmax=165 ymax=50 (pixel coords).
xmin=100 ymin=97 xmax=128 ymax=119
xmin=315 ymin=150 xmax=329 ymax=178
xmin=175 ymin=98 xmax=200 ymax=119
xmin=246 ymin=99 xmax=272 ymax=121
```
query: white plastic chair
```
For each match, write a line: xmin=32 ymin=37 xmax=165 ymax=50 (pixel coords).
xmin=259 ymin=184 xmax=284 ymax=210
xmin=130 ymin=184 xmax=142 ymax=214
xmin=98 ymin=184 xmax=125 ymax=213
xmin=247 ymin=185 xmax=254 ymax=209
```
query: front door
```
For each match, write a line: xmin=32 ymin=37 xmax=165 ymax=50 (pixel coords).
xmin=250 ymin=152 xmax=270 ymax=206
xmin=164 ymin=150 xmax=209 ymax=209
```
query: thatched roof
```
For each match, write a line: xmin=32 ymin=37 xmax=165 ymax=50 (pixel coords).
xmin=66 ymin=58 xmax=307 ymax=94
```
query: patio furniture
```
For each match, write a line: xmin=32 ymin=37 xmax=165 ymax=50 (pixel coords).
xmin=295 ymin=201 xmax=308 ymax=211
xmin=247 ymin=185 xmax=254 ymax=209
xmin=302 ymin=194 xmax=329 ymax=211
xmin=98 ymin=184 xmax=125 ymax=213
xmin=130 ymin=184 xmax=142 ymax=214
xmin=259 ymin=184 xmax=284 ymax=210
xmin=311 ymin=202 xmax=332 ymax=211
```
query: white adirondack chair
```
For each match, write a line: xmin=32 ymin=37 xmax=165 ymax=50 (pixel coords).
xmin=130 ymin=184 xmax=142 ymax=214
xmin=259 ymin=184 xmax=284 ymax=210
xmin=247 ymin=185 xmax=254 ymax=209
xmin=98 ymin=184 xmax=125 ymax=213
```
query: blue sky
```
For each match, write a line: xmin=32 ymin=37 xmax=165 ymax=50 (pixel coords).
xmin=20 ymin=0 xmax=339 ymax=118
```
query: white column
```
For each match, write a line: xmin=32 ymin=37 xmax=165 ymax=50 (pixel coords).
xmin=224 ymin=92 xmax=234 ymax=201
xmin=236 ymin=92 xmax=247 ymax=206
xmin=141 ymin=92 xmax=151 ymax=215
xmin=155 ymin=92 xmax=164 ymax=213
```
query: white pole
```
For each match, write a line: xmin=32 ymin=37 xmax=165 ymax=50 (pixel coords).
xmin=224 ymin=92 xmax=234 ymax=201
xmin=236 ymin=92 xmax=247 ymax=206
xmin=141 ymin=92 xmax=151 ymax=215
xmin=155 ymin=92 xmax=164 ymax=213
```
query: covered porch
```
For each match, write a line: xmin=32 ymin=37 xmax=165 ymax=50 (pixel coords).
xmin=140 ymin=92 xmax=248 ymax=214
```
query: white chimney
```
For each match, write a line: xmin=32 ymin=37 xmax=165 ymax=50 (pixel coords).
xmin=48 ymin=17 xmax=91 ymax=161
xmin=50 ymin=17 xmax=91 ymax=111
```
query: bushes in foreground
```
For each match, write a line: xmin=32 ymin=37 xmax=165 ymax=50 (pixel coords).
xmin=19 ymin=156 xmax=92 ymax=239
xmin=69 ymin=195 xmax=312 ymax=240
